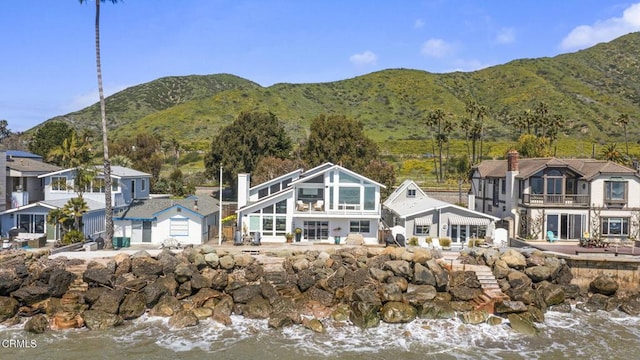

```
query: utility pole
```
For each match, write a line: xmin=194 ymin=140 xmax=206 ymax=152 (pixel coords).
xmin=218 ymin=164 xmax=223 ymax=245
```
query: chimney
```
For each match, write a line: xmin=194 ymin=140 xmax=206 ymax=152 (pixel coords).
xmin=507 ymin=149 xmax=519 ymax=172
xmin=237 ymin=173 xmax=251 ymax=208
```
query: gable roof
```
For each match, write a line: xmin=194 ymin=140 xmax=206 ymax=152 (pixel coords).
xmin=7 ymin=157 xmax=61 ymax=174
xmin=0 ymin=198 xmax=105 ymax=215
xmin=6 ymin=150 xmax=42 ymax=159
xmin=473 ymin=157 xmax=638 ymax=180
xmin=117 ymin=195 xmax=219 ymax=220
xmin=290 ymin=163 xmax=386 ymax=188
xmin=249 ymin=168 xmax=303 ymax=192
xmin=39 ymin=165 xmax=151 ymax=179
xmin=384 ymin=179 xmax=427 ymax=206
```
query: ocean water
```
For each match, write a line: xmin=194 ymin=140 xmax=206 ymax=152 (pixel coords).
xmin=1 ymin=309 xmax=639 ymax=360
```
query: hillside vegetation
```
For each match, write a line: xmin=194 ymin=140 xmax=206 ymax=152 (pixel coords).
xmin=33 ymin=33 xmax=640 ymax=159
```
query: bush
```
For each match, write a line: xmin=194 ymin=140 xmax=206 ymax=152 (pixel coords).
xmin=408 ymin=237 xmax=419 ymax=246
xmin=467 ymin=238 xmax=485 ymax=247
xmin=439 ymin=237 xmax=452 ymax=247
xmin=62 ymin=230 xmax=84 ymax=245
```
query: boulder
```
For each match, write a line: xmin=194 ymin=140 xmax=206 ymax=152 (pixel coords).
xmin=242 ymin=297 xmax=272 ymax=319
xmin=350 ymin=301 xmax=381 ymax=329
xmin=131 ymin=257 xmax=164 ymax=277
xmin=413 ymin=263 xmax=436 ymax=286
xmin=0 ymin=269 xmax=22 ymax=296
xmin=204 ymin=253 xmax=220 ymax=268
xmin=507 ymin=270 xmax=532 ymax=290
xmin=190 ymin=273 xmax=212 ymax=290
xmin=24 ymin=314 xmax=49 ymax=333
xmin=304 ymin=287 xmax=335 ymax=307
xmin=495 ymin=300 xmax=528 ymax=314
xmin=91 ymin=289 xmax=125 ymax=314
xmin=369 ymin=268 xmax=392 ymax=283
xmin=380 ymin=301 xmax=417 ymax=323
xmin=232 ymin=285 xmax=262 ymax=304
xmin=381 ymin=283 xmax=404 ymax=302
xmin=244 ymin=263 xmax=264 ymax=283
xmin=83 ymin=310 xmax=124 ymax=330
xmin=150 ymin=295 xmax=182 ymax=317
xmin=426 ymin=260 xmax=449 ymax=291
xmin=303 ymin=318 xmax=325 ymax=333
xmin=174 ymin=263 xmax=194 ymax=283
xmin=412 ymin=248 xmax=432 ymax=264
xmin=492 ymin=259 xmax=511 ymax=279
xmin=417 ymin=300 xmax=456 ymax=319
xmin=157 ymin=252 xmax=180 ymax=275
xmin=590 ymin=275 xmax=618 ymax=296
xmin=168 ymin=309 xmax=199 ymax=329
xmin=537 ymin=281 xmax=565 ymax=306
xmin=119 ymin=292 xmax=146 ymax=320
xmin=460 ymin=310 xmax=489 ymax=324
xmin=0 ymin=296 xmax=19 ymax=322
xmin=83 ymin=267 xmax=115 ymax=287
xmin=501 ymin=249 xmax=527 ymax=269
xmin=578 ymin=293 xmax=610 ymax=312
xmin=449 ymin=286 xmax=483 ymax=301
xmin=524 ymin=266 xmax=552 ymax=282
xmin=404 ymin=284 xmax=437 ymax=306
xmin=219 ymin=255 xmax=235 ymax=270
xmin=619 ymin=295 xmax=640 ymax=316
xmin=11 ymin=285 xmax=50 ymax=305
xmin=234 ymin=254 xmax=254 ymax=268
xmin=47 ymin=268 xmax=76 ymax=298
xmin=507 ymin=313 xmax=540 ymax=336
xmin=383 ymin=260 xmax=412 ymax=278
xmin=192 ymin=306 xmax=213 ymax=320
xmin=114 ymin=253 xmax=132 ymax=277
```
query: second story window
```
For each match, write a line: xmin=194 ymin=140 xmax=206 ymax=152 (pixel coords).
xmin=407 ymin=189 xmax=416 ymax=198
xmin=604 ymin=180 xmax=627 ymax=203
xmin=52 ymin=176 xmax=67 ymax=191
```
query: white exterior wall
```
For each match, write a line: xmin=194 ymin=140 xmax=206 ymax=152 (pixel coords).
xmin=155 ymin=208 xmax=204 ymax=246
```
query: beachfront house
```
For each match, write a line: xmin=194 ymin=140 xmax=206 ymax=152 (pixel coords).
xmin=470 ymin=150 xmax=640 ymax=242
xmin=236 ymin=162 xmax=385 ymax=245
xmin=382 ymin=180 xmax=499 ymax=247
xmin=113 ymin=195 xmax=219 ymax=247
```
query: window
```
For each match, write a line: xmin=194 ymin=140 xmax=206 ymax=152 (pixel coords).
xmin=415 ymin=224 xmax=430 ymax=236
xmin=170 ymin=218 xmax=189 ymax=236
xmin=501 ymin=179 xmax=506 ymax=194
xmin=531 ymin=176 xmax=543 ymax=194
xmin=602 ymin=217 xmax=629 ymax=236
xmin=407 ymin=189 xmax=416 ymax=198
xmin=141 ymin=179 xmax=146 ymax=191
xmin=52 ymin=176 xmax=67 ymax=191
xmin=349 ymin=220 xmax=370 ymax=233
xmin=258 ymin=187 xmax=269 ymax=199
xmin=364 ymin=187 xmax=375 ymax=210
xmin=17 ymin=214 xmax=45 ymax=233
xmin=604 ymin=181 xmax=627 ymax=203
xmin=304 ymin=221 xmax=329 ymax=241
xmin=92 ymin=178 xmax=105 ymax=193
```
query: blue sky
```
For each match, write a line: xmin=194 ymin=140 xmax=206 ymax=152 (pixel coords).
xmin=2 ymin=1 xmax=640 ymax=132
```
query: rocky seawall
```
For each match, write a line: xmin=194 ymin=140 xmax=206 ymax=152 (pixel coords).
xmin=1 ymin=245 xmax=640 ymax=336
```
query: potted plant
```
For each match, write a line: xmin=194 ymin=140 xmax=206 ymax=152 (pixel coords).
xmin=333 ymin=227 xmax=342 ymax=245
xmin=294 ymin=228 xmax=302 ymax=242
xmin=285 ymin=233 xmax=294 ymax=243
xmin=425 ymin=237 xmax=433 ymax=248
xmin=408 ymin=237 xmax=419 ymax=247
xmin=439 ymin=237 xmax=452 ymax=250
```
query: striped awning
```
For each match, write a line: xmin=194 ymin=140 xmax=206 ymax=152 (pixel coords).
xmin=448 ymin=215 xmax=491 ymax=226
xmin=414 ymin=215 xmax=433 ymax=226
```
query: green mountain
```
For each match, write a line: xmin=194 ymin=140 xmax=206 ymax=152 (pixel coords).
xmin=38 ymin=32 xmax=640 ymax=152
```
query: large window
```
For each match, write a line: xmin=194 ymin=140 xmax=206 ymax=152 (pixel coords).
xmin=17 ymin=214 xmax=45 ymax=233
xmin=304 ymin=221 xmax=328 ymax=241
xmin=364 ymin=187 xmax=375 ymax=210
xmin=349 ymin=220 xmax=370 ymax=233
xmin=604 ymin=181 xmax=627 ymax=203
xmin=339 ymin=187 xmax=360 ymax=209
xmin=414 ymin=224 xmax=430 ymax=236
xmin=170 ymin=218 xmax=189 ymax=236
xmin=602 ymin=217 xmax=629 ymax=236
xmin=52 ymin=176 xmax=67 ymax=191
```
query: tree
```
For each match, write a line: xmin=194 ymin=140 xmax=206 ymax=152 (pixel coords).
xmin=465 ymin=100 xmax=488 ymax=164
xmin=205 ymin=111 xmax=293 ymax=190
xmin=252 ymin=156 xmax=307 ymax=185
xmin=547 ymin=114 xmax=565 ymax=156
xmin=0 ymin=120 xmax=12 ymax=143
xmin=63 ymin=197 xmax=90 ymax=233
xmin=112 ymin=133 xmax=164 ymax=185
xmin=300 ymin=114 xmax=394 ymax=189
xmin=80 ymin=0 xmax=119 ymax=248
xmin=47 ymin=132 xmax=93 ymax=168
xmin=514 ymin=134 xmax=550 ymax=158
xmin=28 ymin=121 xmax=75 ymax=158
xmin=617 ymin=113 xmax=631 ymax=159
xmin=600 ymin=143 xmax=623 ymax=163
xmin=426 ymin=109 xmax=454 ymax=183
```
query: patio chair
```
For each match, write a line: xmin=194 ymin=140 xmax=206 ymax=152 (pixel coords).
xmin=313 ymin=200 xmax=324 ymax=211
xmin=547 ymin=231 xmax=557 ymax=243
xmin=296 ymin=200 xmax=309 ymax=211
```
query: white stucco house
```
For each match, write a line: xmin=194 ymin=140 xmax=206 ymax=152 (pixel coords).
xmin=382 ymin=180 xmax=499 ymax=247
xmin=235 ymin=162 xmax=385 ymax=245
xmin=470 ymin=150 xmax=640 ymax=241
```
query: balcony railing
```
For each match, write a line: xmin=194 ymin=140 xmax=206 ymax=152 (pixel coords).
xmin=522 ymin=194 xmax=589 ymax=206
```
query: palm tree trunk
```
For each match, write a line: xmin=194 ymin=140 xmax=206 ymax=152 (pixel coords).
xmin=94 ymin=0 xmax=114 ymax=248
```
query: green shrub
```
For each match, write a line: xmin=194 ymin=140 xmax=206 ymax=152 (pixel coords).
xmin=439 ymin=237 xmax=452 ymax=247
xmin=62 ymin=230 xmax=84 ymax=245
xmin=408 ymin=237 xmax=419 ymax=246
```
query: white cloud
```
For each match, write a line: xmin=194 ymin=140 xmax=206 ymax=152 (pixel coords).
xmin=449 ymin=59 xmax=493 ymax=72
xmin=495 ymin=27 xmax=515 ymax=44
xmin=421 ymin=38 xmax=454 ymax=58
xmin=349 ymin=50 xmax=378 ymax=66
xmin=560 ymin=2 xmax=640 ymax=50
xmin=414 ymin=19 xmax=425 ymax=29
xmin=63 ymin=84 xmax=129 ymax=112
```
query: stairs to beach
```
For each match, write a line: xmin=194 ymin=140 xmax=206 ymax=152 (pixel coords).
xmin=449 ymin=259 xmax=509 ymax=313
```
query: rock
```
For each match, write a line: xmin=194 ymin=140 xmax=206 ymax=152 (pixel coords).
xmin=460 ymin=310 xmax=489 ymax=324
xmin=590 ymin=275 xmax=618 ymax=296
xmin=507 ymin=270 xmax=532 ymax=290
xmin=24 ymin=314 xmax=49 ymax=333
xmin=11 ymin=285 xmax=50 ymax=305
xmin=219 ymin=255 xmax=235 ymax=270
xmin=0 ymin=296 xmax=19 ymax=322
xmin=234 ymin=254 xmax=254 ymax=268
xmin=192 ymin=306 xmax=213 ymax=320
xmin=190 ymin=273 xmax=212 ymax=290
xmin=268 ymin=313 xmax=294 ymax=329
xmin=383 ymin=260 xmax=412 ymax=278
xmin=168 ymin=309 xmax=199 ymax=329
xmin=83 ymin=288 xmax=107 ymax=306
xmin=83 ymin=267 xmax=115 ymax=287
xmin=404 ymin=284 xmax=437 ymax=306
xmin=50 ymin=310 xmax=83 ymax=330
xmin=549 ymin=302 xmax=572 ymax=313
xmin=150 ymin=295 xmax=182 ymax=317
xmin=387 ymin=276 xmax=409 ymax=292
xmin=524 ymin=266 xmax=552 ymax=282
xmin=554 ymin=264 xmax=573 ymax=285
xmin=495 ymin=300 xmax=528 ymax=314
xmin=417 ymin=300 xmax=456 ymax=319
xmin=487 ymin=316 xmax=503 ymax=325
xmin=0 ymin=269 xmax=22 ymax=296
xmin=157 ymin=252 xmax=180 ymax=275
xmin=131 ymin=257 xmax=164 ymax=277
xmin=120 ymin=278 xmax=147 ymax=293
xmin=507 ymin=313 xmax=540 ymax=336
xmin=537 ymin=281 xmax=565 ymax=306
xmin=411 ymin=248 xmax=432 ymax=264
xmin=369 ymin=268 xmax=392 ymax=282
xmin=232 ymin=285 xmax=262 ymax=304
xmin=242 ymin=297 xmax=272 ymax=319
xmin=501 ymin=249 xmax=527 ymax=269
xmin=380 ymin=301 xmax=417 ymax=323
xmin=579 ymin=293 xmax=618 ymax=312
xmin=199 ymin=244 xmax=216 ymax=254
xmin=47 ymin=268 xmax=76 ymax=298
xmin=91 ymin=289 xmax=125 ymax=314
xmin=426 ymin=260 xmax=449 ymax=291
xmin=210 ymin=270 xmax=229 ymax=290
xmin=381 ymin=283 xmax=404 ymax=302
xmin=204 ymin=253 xmax=219 ymax=267
xmin=83 ymin=310 xmax=124 ymax=330
xmin=449 ymin=286 xmax=483 ymax=301
xmin=244 ymin=263 xmax=264 ymax=282
xmin=212 ymin=295 xmax=234 ymax=325
xmin=303 ymin=318 xmax=325 ymax=333
xmin=292 ymin=257 xmax=310 ymax=272
xmin=350 ymin=301 xmax=380 ymax=329
xmin=413 ymin=263 xmax=436 ymax=286
xmin=119 ymin=292 xmax=146 ymax=320
xmin=492 ymin=259 xmax=511 ymax=279
xmin=114 ymin=253 xmax=132 ymax=275
xmin=304 ymin=287 xmax=335 ymax=307
xmin=331 ymin=304 xmax=351 ymax=322
xmin=343 ymin=268 xmax=370 ymax=288
xmin=619 ymin=295 xmax=640 ymax=316
xmin=352 ymin=287 xmax=382 ymax=305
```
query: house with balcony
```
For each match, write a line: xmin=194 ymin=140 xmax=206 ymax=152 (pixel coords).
xmin=470 ymin=150 xmax=640 ymax=241
xmin=0 ymin=165 xmax=152 ymax=241
xmin=236 ymin=162 xmax=385 ymax=244
xmin=382 ymin=180 xmax=499 ymax=247
xmin=5 ymin=150 xmax=61 ymax=210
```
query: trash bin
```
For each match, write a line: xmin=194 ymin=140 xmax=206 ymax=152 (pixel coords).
xmin=113 ymin=237 xmax=122 ymax=248
xmin=122 ymin=237 xmax=130 ymax=248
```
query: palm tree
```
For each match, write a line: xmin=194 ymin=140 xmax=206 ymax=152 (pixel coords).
xmin=80 ymin=0 xmax=118 ymax=248
xmin=47 ymin=132 xmax=91 ymax=168
xmin=601 ymin=143 xmax=623 ymax=163
xmin=63 ymin=197 xmax=90 ymax=232
xmin=617 ymin=113 xmax=631 ymax=159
